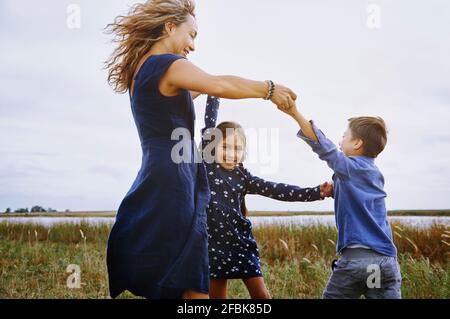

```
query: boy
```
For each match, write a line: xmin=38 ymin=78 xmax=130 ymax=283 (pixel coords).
xmin=281 ymin=105 xmax=401 ymax=299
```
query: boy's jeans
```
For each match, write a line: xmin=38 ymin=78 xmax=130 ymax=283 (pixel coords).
xmin=323 ymin=248 xmax=402 ymax=299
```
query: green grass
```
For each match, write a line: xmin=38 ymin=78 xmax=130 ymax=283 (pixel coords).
xmin=0 ymin=222 xmax=448 ymax=298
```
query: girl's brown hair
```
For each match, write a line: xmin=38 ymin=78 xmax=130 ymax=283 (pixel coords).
xmin=105 ymin=0 xmax=196 ymax=93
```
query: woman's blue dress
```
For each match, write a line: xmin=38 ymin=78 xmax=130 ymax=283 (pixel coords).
xmin=106 ymin=54 xmax=211 ymax=299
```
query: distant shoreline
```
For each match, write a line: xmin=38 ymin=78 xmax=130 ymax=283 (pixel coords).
xmin=1 ymin=209 xmax=449 ymax=217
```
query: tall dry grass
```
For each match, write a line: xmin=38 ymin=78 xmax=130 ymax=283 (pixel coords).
xmin=0 ymin=221 xmax=448 ymax=298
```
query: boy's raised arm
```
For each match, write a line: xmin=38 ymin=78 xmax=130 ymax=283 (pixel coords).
xmin=280 ymin=105 xmax=354 ymax=178
xmin=287 ymin=106 xmax=318 ymax=142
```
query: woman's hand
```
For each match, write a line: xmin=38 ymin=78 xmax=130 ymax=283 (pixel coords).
xmin=270 ymin=84 xmax=297 ymax=111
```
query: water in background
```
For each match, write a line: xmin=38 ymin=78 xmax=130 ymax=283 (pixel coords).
xmin=0 ymin=215 xmax=449 ymax=228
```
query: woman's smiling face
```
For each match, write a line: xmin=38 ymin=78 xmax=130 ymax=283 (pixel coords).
xmin=166 ymin=14 xmax=198 ymax=58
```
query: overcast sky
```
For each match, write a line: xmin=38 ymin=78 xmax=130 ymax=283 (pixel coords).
xmin=1 ymin=0 xmax=449 ymax=212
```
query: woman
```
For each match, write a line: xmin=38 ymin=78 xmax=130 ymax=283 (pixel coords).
xmin=105 ymin=0 xmax=297 ymax=299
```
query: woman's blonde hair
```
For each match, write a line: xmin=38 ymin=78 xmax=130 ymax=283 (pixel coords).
xmin=105 ymin=0 xmax=196 ymax=93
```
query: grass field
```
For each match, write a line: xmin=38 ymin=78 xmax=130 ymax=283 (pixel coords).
xmin=0 ymin=221 xmax=448 ymax=298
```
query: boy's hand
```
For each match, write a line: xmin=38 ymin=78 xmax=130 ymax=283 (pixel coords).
xmin=320 ymin=181 xmax=334 ymax=198
xmin=270 ymin=84 xmax=297 ymax=111
xmin=277 ymin=99 xmax=319 ymax=142
xmin=277 ymin=103 xmax=299 ymax=118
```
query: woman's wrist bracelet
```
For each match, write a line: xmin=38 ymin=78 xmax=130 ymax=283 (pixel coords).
xmin=264 ymin=80 xmax=275 ymax=100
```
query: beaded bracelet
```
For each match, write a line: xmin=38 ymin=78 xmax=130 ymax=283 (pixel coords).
xmin=264 ymin=80 xmax=275 ymax=100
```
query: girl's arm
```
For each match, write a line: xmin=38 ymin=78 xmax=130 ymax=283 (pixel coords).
xmin=204 ymin=96 xmax=220 ymax=130
xmin=201 ymin=96 xmax=220 ymax=151
xmin=243 ymin=168 xmax=323 ymax=202
xmin=164 ymin=59 xmax=297 ymax=111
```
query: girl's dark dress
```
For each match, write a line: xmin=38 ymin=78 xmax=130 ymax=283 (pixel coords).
xmin=201 ymin=96 xmax=322 ymax=279
xmin=107 ymin=54 xmax=210 ymax=299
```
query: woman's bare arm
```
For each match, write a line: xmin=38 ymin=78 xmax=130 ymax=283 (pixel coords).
xmin=163 ymin=59 xmax=297 ymax=110
xmin=190 ymin=91 xmax=202 ymax=99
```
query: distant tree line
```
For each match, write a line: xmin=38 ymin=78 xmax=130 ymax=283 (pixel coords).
xmin=2 ymin=206 xmax=71 ymax=213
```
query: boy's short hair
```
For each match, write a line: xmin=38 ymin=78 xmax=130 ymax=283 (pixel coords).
xmin=348 ymin=116 xmax=387 ymax=158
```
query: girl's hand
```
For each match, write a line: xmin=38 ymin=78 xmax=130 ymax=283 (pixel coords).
xmin=320 ymin=181 xmax=334 ymax=198
xmin=270 ymin=84 xmax=297 ymax=111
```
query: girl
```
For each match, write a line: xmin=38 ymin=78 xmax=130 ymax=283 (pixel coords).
xmin=201 ymin=96 xmax=331 ymax=299
xmin=105 ymin=0 xmax=297 ymax=300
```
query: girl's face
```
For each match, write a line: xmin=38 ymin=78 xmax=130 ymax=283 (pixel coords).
xmin=216 ymin=132 xmax=245 ymax=170
xmin=166 ymin=14 xmax=197 ymax=58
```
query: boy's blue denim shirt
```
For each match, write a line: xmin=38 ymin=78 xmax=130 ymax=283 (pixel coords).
xmin=297 ymin=122 xmax=397 ymax=257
